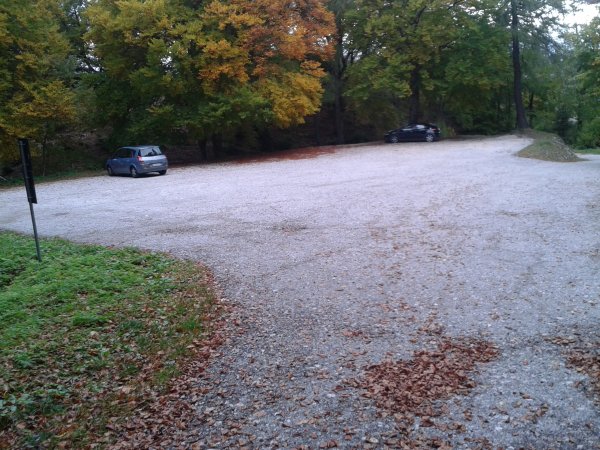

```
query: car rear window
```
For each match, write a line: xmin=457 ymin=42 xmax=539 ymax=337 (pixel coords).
xmin=139 ymin=147 xmax=162 ymax=157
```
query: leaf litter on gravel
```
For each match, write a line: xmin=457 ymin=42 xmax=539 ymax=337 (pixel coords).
xmin=548 ymin=331 xmax=600 ymax=403
xmin=350 ymin=336 xmax=499 ymax=434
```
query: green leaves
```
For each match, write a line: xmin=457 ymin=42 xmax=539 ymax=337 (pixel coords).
xmin=82 ymin=0 xmax=335 ymax=152
xmin=0 ymin=0 xmax=76 ymax=164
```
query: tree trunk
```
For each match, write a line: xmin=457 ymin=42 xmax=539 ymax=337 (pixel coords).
xmin=511 ymin=0 xmax=529 ymax=130
xmin=408 ymin=68 xmax=421 ymax=123
xmin=198 ymin=138 xmax=207 ymax=161
xmin=258 ymin=128 xmax=273 ymax=152
xmin=527 ymin=92 xmax=535 ymax=128
xmin=211 ymin=133 xmax=222 ymax=159
xmin=333 ymin=31 xmax=345 ymax=145
xmin=313 ymin=111 xmax=321 ymax=147
xmin=41 ymin=127 xmax=48 ymax=177
xmin=334 ymin=79 xmax=345 ymax=145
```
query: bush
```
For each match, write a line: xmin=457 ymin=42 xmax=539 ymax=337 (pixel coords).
xmin=576 ymin=117 xmax=600 ymax=149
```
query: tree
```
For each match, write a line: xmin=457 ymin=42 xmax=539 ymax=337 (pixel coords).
xmin=572 ymin=14 xmax=600 ymax=146
xmin=500 ymin=0 xmax=567 ymax=129
xmin=0 ymin=0 xmax=76 ymax=172
xmin=510 ymin=0 xmax=529 ymax=129
xmin=324 ymin=0 xmax=358 ymax=144
xmin=84 ymin=0 xmax=335 ymax=157
xmin=432 ymin=12 xmax=513 ymax=133
xmin=344 ymin=0 xmax=473 ymax=130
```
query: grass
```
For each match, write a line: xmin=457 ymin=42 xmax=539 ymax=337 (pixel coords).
xmin=0 ymin=232 xmax=218 ymax=448
xmin=516 ymin=130 xmax=582 ymax=162
xmin=0 ymin=169 xmax=105 ymax=191
xmin=573 ymin=147 xmax=600 ymax=155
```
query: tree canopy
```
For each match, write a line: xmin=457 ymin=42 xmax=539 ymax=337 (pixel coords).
xmin=0 ymin=0 xmax=598 ymax=172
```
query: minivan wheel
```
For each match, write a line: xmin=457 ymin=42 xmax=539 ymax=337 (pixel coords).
xmin=425 ymin=133 xmax=435 ymax=142
xmin=390 ymin=135 xmax=399 ymax=143
xmin=158 ymin=170 xmax=167 ymax=175
xmin=130 ymin=166 xmax=140 ymax=178
xmin=107 ymin=165 xmax=114 ymax=176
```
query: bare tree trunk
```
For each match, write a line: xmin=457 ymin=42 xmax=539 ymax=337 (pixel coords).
xmin=408 ymin=68 xmax=421 ymax=123
xmin=313 ymin=111 xmax=322 ymax=147
xmin=511 ymin=0 xmax=529 ymax=130
xmin=198 ymin=138 xmax=207 ymax=161
xmin=41 ymin=126 xmax=48 ymax=176
xmin=527 ymin=92 xmax=535 ymax=128
xmin=211 ymin=133 xmax=222 ymax=159
xmin=333 ymin=30 xmax=346 ymax=145
xmin=334 ymin=78 xmax=345 ymax=145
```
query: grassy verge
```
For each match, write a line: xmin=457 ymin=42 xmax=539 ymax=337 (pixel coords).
xmin=0 ymin=170 xmax=105 ymax=191
xmin=517 ymin=130 xmax=581 ymax=162
xmin=573 ymin=147 xmax=600 ymax=155
xmin=0 ymin=232 xmax=218 ymax=448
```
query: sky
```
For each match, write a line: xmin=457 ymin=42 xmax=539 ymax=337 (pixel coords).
xmin=562 ymin=2 xmax=599 ymax=25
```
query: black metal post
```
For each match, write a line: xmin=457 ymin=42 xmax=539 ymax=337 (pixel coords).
xmin=29 ymin=201 xmax=42 ymax=262
xmin=18 ymin=138 xmax=42 ymax=262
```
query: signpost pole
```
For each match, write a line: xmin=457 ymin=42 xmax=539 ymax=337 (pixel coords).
xmin=18 ymin=138 xmax=42 ymax=262
xmin=29 ymin=201 xmax=42 ymax=262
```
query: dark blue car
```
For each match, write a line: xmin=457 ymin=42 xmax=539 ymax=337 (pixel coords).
xmin=106 ymin=145 xmax=168 ymax=177
xmin=384 ymin=123 xmax=441 ymax=143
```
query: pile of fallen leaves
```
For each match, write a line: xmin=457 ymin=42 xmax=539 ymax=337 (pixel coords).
xmin=353 ymin=338 xmax=499 ymax=430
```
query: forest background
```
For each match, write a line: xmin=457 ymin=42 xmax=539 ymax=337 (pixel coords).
xmin=0 ymin=0 xmax=599 ymax=176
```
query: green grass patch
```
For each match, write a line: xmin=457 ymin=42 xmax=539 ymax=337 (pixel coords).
xmin=0 ymin=170 xmax=105 ymax=191
xmin=517 ymin=130 xmax=582 ymax=162
xmin=573 ymin=147 xmax=600 ymax=155
xmin=0 ymin=232 xmax=218 ymax=448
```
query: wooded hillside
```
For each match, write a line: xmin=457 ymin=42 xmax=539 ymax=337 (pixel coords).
xmin=0 ymin=0 xmax=598 ymax=174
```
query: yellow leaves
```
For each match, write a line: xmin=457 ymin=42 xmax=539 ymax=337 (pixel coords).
xmin=3 ymin=80 xmax=76 ymax=140
xmin=259 ymin=68 xmax=326 ymax=128
xmin=199 ymin=39 xmax=250 ymax=92
xmin=81 ymin=0 xmax=335 ymax=137
xmin=203 ymin=1 xmax=263 ymax=30
xmin=114 ymin=0 xmax=171 ymax=46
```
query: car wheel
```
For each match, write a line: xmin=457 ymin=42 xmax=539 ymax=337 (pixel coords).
xmin=158 ymin=170 xmax=167 ymax=175
xmin=425 ymin=133 xmax=435 ymax=142
xmin=106 ymin=165 xmax=114 ymax=176
xmin=130 ymin=166 xmax=140 ymax=178
xmin=390 ymin=135 xmax=399 ymax=143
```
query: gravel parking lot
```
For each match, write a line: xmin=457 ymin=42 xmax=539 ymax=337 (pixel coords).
xmin=1 ymin=135 xmax=599 ymax=448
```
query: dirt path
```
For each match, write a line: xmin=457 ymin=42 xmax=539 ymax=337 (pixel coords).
xmin=2 ymin=136 xmax=599 ymax=448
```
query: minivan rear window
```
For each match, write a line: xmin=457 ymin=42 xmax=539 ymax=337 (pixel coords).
xmin=139 ymin=147 xmax=162 ymax=157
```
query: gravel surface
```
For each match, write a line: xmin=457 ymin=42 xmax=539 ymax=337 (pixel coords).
xmin=2 ymin=135 xmax=599 ymax=448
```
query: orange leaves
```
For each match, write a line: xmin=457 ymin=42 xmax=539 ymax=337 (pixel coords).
xmin=199 ymin=39 xmax=250 ymax=92
xmin=202 ymin=1 xmax=263 ymax=30
xmin=201 ymin=0 xmax=334 ymax=71
xmin=199 ymin=0 xmax=335 ymax=128
xmin=84 ymin=0 xmax=335 ymax=138
xmin=239 ymin=0 xmax=334 ymax=64
xmin=355 ymin=337 xmax=499 ymax=426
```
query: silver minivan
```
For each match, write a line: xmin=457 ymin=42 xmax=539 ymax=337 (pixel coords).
xmin=106 ymin=145 xmax=168 ymax=177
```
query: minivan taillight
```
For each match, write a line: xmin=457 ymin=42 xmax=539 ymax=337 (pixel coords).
xmin=137 ymin=155 xmax=143 ymax=162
